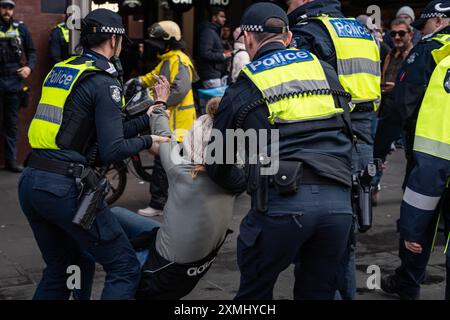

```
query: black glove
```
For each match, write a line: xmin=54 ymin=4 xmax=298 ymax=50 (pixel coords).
xmin=124 ymin=77 xmax=143 ymax=99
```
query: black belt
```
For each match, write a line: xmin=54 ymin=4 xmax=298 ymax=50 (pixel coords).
xmin=27 ymin=153 xmax=86 ymax=179
xmin=269 ymin=168 xmax=341 ymax=187
xmin=352 ymin=104 xmax=374 ymax=113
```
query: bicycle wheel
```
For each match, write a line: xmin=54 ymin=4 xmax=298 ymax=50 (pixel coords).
xmin=105 ymin=162 xmax=127 ymax=205
xmin=131 ymin=152 xmax=154 ymax=182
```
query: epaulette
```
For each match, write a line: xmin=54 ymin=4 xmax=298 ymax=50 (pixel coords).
xmin=94 ymin=59 xmax=118 ymax=77
xmin=12 ymin=21 xmax=22 ymax=28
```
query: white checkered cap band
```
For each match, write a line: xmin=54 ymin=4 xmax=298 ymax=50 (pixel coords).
xmin=420 ymin=12 xmax=448 ymax=19
xmin=241 ymin=25 xmax=264 ymax=33
xmin=100 ymin=26 xmax=126 ymax=35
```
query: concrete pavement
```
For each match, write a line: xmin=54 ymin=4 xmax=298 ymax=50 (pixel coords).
xmin=0 ymin=150 xmax=447 ymax=300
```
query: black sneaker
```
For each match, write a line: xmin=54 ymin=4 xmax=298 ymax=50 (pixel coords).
xmin=4 ymin=160 xmax=24 ymax=173
xmin=381 ymin=275 xmax=419 ymax=300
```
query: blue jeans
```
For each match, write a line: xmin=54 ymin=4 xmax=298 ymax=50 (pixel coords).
xmin=18 ymin=168 xmax=141 ymax=300
xmin=336 ymin=143 xmax=374 ymax=300
xmin=0 ymin=91 xmax=21 ymax=161
xmin=236 ymin=185 xmax=353 ymax=300
xmin=110 ymin=207 xmax=161 ymax=267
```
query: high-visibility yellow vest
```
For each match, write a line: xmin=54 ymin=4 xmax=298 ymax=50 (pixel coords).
xmin=414 ymin=43 xmax=450 ymax=161
xmin=431 ymin=33 xmax=450 ymax=64
xmin=56 ymin=22 xmax=69 ymax=44
xmin=28 ymin=56 xmax=109 ymax=150
xmin=242 ymin=49 xmax=343 ymax=125
xmin=141 ymin=49 xmax=196 ymax=142
xmin=0 ymin=22 xmax=20 ymax=39
xmin=314 ymin=16 xmax=381 ymax=108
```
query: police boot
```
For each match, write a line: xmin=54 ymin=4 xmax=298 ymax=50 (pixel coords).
xmin=381 ymin=275 xmax=420 ymax=300
xmin=4 ymin=160 xmax=24 ymax=173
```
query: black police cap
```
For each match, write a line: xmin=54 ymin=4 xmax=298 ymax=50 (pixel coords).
xmin=239 ymin=2 xmax=289 ymax=38
xmin=82 ymin=9 xmax=125 ymax=35
xmin=411 ymin=0 xmax=450 ymax=30
xmin=0 ymin=0 xmax=15 ymax=8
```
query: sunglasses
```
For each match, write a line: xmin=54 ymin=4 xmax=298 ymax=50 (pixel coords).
xmin=390 ymin=30 xmax=410 ymax=38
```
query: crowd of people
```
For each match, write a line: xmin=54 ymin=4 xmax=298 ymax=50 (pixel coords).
xmin=0 ymin=0 xmax=448 ymax=301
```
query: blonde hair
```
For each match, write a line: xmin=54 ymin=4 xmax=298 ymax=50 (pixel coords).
xmin=184 ymin=97 xmax=221 ymax=178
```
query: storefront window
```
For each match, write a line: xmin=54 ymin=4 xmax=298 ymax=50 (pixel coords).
xmin=41 ymin=0 xmax=68 ymax=13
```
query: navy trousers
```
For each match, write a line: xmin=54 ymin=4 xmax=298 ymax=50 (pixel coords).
xmin=235 ymin=184 xmax=353 ymax=300
xmin=18 ymin=168 xmax=141 ymax=300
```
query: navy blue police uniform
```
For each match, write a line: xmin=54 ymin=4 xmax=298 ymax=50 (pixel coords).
xmin=18 ymin=9 xmax=152 ymax=300
xmin=0 ymin=14 xmax=36 ymax=170
xmin=377 ymin=0 xmax=450 ymax=300
xmin=287 ymin=0 xmax=383 ymax=300
xmin=206 ymin=3 xmax=354 ymax=300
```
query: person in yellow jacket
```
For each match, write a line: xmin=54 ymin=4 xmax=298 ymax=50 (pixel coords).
xmin=125 ymin=21 xmax=197 ymax=217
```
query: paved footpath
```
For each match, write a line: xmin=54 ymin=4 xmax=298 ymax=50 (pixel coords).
xmin=0 ymin=150 xmax=447 ymax=300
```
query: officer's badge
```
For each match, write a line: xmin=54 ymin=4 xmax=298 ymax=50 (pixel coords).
xmin=444 ymin=70 xmax=450 ymax=93
xmin=406 ymin=52 xmax=418 ymax=64
xmin=110 ymin=85 xmax=122 ymax=103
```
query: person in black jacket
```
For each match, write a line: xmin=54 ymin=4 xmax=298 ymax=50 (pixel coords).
xmin=197 ymin=7 xmax=231 ymax=88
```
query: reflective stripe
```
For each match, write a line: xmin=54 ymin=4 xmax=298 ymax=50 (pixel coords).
xmin=431 ymin=214 xmax=441 ymax=252
xmin=33 ymin=104 xmax=63 ymax=125
xmin=263 ymin=79 xmax=330 ymax=100
xmin=403 ymin=187 xmax=441 ymax=211
xmin=414 ymin=136 xmax=450 ymax=161
xmin=445 ymin=232 xmax=450 ymax=255
xmin=274 ymin=113 xmax=338 ymax=124
xmin=178 ymin=104 xmax=195 ymax=111
xmin=337 ymin=58 xmax=381 ymax=76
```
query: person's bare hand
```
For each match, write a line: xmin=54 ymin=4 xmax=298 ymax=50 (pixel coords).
xmin=405 ymin=241 xmax=423 ymax=254
xmin=17 ymin=66 xmax=31 ymax=79
xmin=149 ymin=135 xmax=171 ymax=155
xmin=224 ymin=51 xmax=233 ymax=59
xmin=152 ymin=75 xmax=170 ymax=103
xmin=382 ymin=82 xmax=395 ymax=94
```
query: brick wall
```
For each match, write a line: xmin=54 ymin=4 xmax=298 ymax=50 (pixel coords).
xmin=0 ymin=0 xmax=64 ymax=164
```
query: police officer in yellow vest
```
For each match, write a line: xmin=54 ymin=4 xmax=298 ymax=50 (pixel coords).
xmin=49 ymin=21 xmax=70 ymax=65
xmin=205 ymin=3 xmax=354 ymax=299
xmin=0 ymin=0 xmax=36 ymax=172
xmin=18 ymin=9 xmax=170 ymax=300
xmin=286 ymin=0 xmax=381 ymax=300
xmin=374 ymin=0 xmax=450 ymax=194
xmin=125 ymin=21 xmax=197 ymax=217
xmin=382 ymin=43 xmax=450 ymax=301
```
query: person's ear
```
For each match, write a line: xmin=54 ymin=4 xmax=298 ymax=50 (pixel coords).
xmin=286 ymin=31 xmax=293 ymax=46
xmin=111 ymin=34 xmax=117 ymax=49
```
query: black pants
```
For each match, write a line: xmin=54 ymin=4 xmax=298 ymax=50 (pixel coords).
xmin=134 ymin=230 xmax=219 ymax=300
xmin=149 ymin=156 xmax=168 ymax=210
xmin=0 ymin=91 xmax=21 ymax=162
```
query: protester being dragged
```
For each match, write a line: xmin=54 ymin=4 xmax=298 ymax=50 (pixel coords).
xmin=111 ymin=96 xmax=244 ymax=300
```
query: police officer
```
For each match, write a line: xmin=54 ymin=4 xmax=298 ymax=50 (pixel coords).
xmin=206 ymin=3 xmax=354 ymax=300
xmin=286 ymin=0 xmax=382 ymax=300
xmin=49 ymin=20 xmax=70 ymax=65
xmin=379 ymin=1 xmax=450 ymax=300
xmin=0 ymin=0 xmax=36 ymax=172
xmin=18 ymin=9 xmax=169 ymax=300
xmin=125 ymin=21 xmax=197 ymax=217
xmin=383 ymin=43 xmax=450 ymax=300
xmin=374 ymin=0 xmax=450 ymax=191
